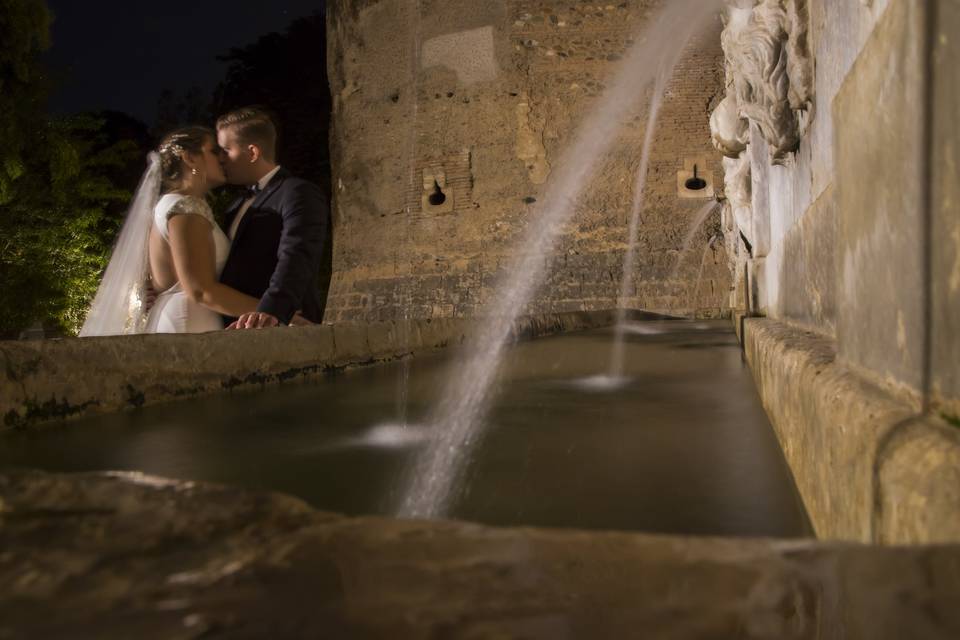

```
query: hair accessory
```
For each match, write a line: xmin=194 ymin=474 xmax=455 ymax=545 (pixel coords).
xmin=158 ymin=142 xmax=185 ymax=158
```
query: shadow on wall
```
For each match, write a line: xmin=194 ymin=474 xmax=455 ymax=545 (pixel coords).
xmin=318 ymin=217 xmax=334 ymax=323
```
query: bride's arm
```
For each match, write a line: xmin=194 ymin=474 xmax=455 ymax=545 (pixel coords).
xmin=167 ymin=214 xmax=260 ymax=317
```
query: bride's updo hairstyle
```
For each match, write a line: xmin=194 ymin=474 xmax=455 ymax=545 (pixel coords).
xmin=157 ymin=126 xmax=214 ymax=192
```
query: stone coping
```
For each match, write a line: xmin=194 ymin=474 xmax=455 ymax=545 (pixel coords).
xmin=0 ymin=310 xmax=640 ymax=431
xmin=742 ymin=317 xmax=960 ymax=545
xmin=2 ymin=470 xmax=958 ymax=639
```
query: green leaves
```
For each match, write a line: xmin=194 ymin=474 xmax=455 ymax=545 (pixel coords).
xmin=0 ymin=0 xmax=50 ymax=212
xmin=0 ymin=2 xmax=149 ymax=336
xmin=0 ymin=115 xmax=138 ymax=336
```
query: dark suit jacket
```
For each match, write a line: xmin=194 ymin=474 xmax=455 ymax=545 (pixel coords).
xmin=220 ymin=167 xmax=329 ymax=324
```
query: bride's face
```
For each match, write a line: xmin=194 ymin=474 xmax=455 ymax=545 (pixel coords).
xmin=197 ymin=138 xmax=226 ymax=188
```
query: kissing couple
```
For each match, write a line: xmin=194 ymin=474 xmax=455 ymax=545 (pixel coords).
xmin=80 ymin=106 xmax=328 ymax=336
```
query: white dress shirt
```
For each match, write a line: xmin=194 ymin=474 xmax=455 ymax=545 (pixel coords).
xmin=228 ymin=165 xmax=282 ymax=241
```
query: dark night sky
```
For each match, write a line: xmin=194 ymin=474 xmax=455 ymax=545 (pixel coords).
xmin=44 ymin=0 xmax=326 ymax=125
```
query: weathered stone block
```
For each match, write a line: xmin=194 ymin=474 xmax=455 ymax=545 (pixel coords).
xmin=931 ymin=0 xmax=960 ymax=417
xmin=879 ymin=419 xmax=960 ymax=544
xmin=743 ymin=317 xmax=960 ymax=544
xmin=775 ymin=184 xmax=837 ymax=335
xmin=747 ymin=256 xmax=768 ymax=315
xmin=748 ymin=123 xmax=772 ymax=257
xmin=3 ymin=469 xmax=960 ymax=639
xmin=365 ymin=321 xmax=400 ymax=359
xmin=834 ymin=0 xmax=926 ymax=391
xmin=416 ymin=317 xmax=467 ymax=351
xmin=331 ymin=324 xmax=370 ymax=364
xmin=0 ymin=327 xmax=337 ymax=429
xmin=3 ymin=310 xmax=629 ymax=430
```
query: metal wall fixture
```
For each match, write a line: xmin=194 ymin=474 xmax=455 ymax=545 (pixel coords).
xmin=421 ymin=166 xmax=455 ymax=213
xmin=677 ymin=155 xmax=715 ymax=198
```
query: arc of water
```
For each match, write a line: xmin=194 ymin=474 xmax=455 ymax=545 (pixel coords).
xmin=668 ymin=200 xmax=720 ymax=284
xmin=398 ymin=0 xmax=726 ymax=519
xmin=608 ymin=64 xmax=671 ymax=380
xmin=689 ymin=234 xmax=719 ymax=317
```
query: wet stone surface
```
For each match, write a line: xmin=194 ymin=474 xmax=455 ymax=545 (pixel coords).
xmin=2 ymin=469 xmax=960 ymax=639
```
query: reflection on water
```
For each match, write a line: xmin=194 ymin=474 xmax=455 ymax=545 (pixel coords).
xmin=560 ymin=375 xmax=632 ymax=392
xmin=309 ymin=422 xmax=432 ymax=452
xmin=0 ymin=320 xmax=812 ymax=538
xmin=617 ymin=320 xmax=714 ymax=336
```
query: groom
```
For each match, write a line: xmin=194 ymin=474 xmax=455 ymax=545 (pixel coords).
xmin=216 ymin=106 xmax=328 ymax=329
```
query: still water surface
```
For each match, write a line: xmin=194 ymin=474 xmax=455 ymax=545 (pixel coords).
xmin=1 ymin=321 xmax=811 ymax=537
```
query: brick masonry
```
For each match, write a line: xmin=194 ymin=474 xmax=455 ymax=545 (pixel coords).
xmin=325 ymin=0 xmax=732 ymax=323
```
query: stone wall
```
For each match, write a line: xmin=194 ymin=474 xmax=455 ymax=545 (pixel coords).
xmin=325 ymin=0 xmax=732 ymax=323
xmin=713 ymin=0 xmax=960 ymax=542
xmin=0 ymin=310 xmax=620 ymax=430
xmin=930 ymin=0 xmax=960 ymax=419
xmin=744 ymin=318 xmax=960 ymax=544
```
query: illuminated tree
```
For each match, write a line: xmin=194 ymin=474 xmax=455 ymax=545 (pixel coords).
xmin=0 ymin=0 xmax=141 ymax=336
xmin=0 ymin=0 xmax=50 ymax=206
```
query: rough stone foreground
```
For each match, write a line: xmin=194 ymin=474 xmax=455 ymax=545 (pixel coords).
xmin=1 ymin=310 xmax=637 ymax=431
xmin=1 ymin=471 xmax=958 ymax=640
xmin=742 ymin=318 xmax=960 ymax=545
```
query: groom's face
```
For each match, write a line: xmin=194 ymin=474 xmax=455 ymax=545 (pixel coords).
xmin=217 ymin=126 xmax=257 ymax=186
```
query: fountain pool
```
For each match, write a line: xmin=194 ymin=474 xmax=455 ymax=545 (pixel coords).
xmin=1 ymin=320 xmax=810 ymax=538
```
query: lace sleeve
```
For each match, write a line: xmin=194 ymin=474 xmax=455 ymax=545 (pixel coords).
xmin=166 ymin=195 xmax=213 ymax=222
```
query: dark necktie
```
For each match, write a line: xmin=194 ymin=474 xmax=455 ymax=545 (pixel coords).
xmin=246 ymin=184 xmax=261 ymax=199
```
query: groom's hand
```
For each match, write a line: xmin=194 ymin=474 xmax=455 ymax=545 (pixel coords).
xmin=226 ymin=311 xmax=280 ymax=330
xmin=143 ymin=280 xmax=158 ymax=313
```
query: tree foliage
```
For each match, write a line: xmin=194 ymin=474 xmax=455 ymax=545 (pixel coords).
xmin=0 ymin=1 xmax=143 ymax=336
xmin=0 ymin=115 xmax=144 ymax=336
xmin=155 ymin=86 xmax=209 ymax=140
xmin=0 ymin=0 xmax=50 ymax=206
xmin=211 ymin=12 xmax=331 ymax=192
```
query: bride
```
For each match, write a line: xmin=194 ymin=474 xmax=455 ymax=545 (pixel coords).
xmin=80 ymin=127 xmax=260 ymax=336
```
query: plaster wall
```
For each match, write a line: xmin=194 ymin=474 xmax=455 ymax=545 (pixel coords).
xmin=325 ymin=0 xmax=731 ymax=323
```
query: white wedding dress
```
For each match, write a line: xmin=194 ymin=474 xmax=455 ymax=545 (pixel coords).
xmin=144 ymin=194 xmax=231 ymax=333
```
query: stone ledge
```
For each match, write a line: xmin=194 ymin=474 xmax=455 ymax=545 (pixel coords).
xmin=742 ymin=317 xmax=960 ymax=544
xmin=2 ymin=469 xmax=959 ymax=639
xmin=0 ymin=310 xmax=624 ymax=431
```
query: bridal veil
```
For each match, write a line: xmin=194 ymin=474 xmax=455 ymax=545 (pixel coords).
xmin=79 ymin=153 xmax=161 ymax=337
